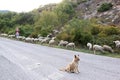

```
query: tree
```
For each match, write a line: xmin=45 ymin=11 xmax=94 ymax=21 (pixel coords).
xmin=34 ymin=11 xmax=58 ymax=36
xmin=54 ymin=0 xmax=75 ymax=26
xmin=14 ymin=12 xmax=34 ymax=25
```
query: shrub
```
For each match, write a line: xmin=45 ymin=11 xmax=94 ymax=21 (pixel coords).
xmin=93 ymin=35 xmax=120 ymax=48
xmin=74 ymin=31 xmax=92 ymax=45
xmin=30 ymin=32 xmax=38 ymax=38
xmin=57 ymin=32 xmax=70 ymax=41
xmin=91 ymin=26 xmax=102 ymax=35
xmin=98 ymin=3 xmax=113 ymax=12
xmin=104 ymin=27 xmax=120 ymax=35
xmin=18 ymin=25 xmax=33 ymax=37
xmin=8 ymin=29 xmax=15 ymax=35
xmin=98 ymin=32 xmax=107 ymax=37
xmin=40 ymin=25 xmax=53 ymax=37
xmin=58 ymin=19 xmax=93 ymax=45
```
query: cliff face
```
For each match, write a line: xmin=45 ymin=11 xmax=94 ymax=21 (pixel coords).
xmin=75 ymin=0 xmax=120 ymax=26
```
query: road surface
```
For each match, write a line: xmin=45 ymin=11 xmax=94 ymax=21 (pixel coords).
xmin=0 ymin=37 xmax=120 ymax=80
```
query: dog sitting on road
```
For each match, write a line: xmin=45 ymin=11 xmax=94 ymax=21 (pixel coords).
xmin=60 ymin=55 xmax=80 ymax=73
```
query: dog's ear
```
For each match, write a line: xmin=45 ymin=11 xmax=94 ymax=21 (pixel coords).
xmin=74 ymin=55 xmax=77 ymax=58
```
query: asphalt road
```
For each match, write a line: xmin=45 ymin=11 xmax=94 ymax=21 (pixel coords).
xmin=0 ymin=37 xmax=120 ymax=80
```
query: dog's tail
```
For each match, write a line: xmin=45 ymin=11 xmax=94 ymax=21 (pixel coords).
xmin=59 ymin=68 xmax=66 ymax=71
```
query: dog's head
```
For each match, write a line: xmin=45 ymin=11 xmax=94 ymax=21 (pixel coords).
xmin=73 ymin=55 xmax=80 ymax=62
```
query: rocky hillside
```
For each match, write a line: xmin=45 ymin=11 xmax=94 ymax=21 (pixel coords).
xmin=75 ymin=0 xmax=120 ymax=26
xmin=34 ymin=0 xmax=120 ymax=26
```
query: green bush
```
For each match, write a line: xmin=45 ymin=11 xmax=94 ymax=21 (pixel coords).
xmin=18 ymin=25 xmax=34 ymax=37
xmin=91 ymin=26 xmax=102 ymax=35
xmin=57 ymin=19 xmax=93 ymax=45
xmin=104 ymin=27 xmax=120 ymax=35
xmin=74 ymin=31 xmax=93 ymax=45
xmin=40 ymin=25 xmax=53 ymax=37
xmin=91 ymin=25 xmax=120 ymax=47
xmin=93 ymin=35 xmax=120 ymax=49
xmin=98 ymin=3 xmax=113 ymax=12
xmin=57 ymin=32 xmax=70 ymax=41
xmin=30 ymin=32 xmax=38 ymax=38
xmin=8 ymin=29 xmax=15 ymax=35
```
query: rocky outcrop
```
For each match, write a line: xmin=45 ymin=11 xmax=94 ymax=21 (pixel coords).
xmin=75 ymin=0 xmax=120 ymax=26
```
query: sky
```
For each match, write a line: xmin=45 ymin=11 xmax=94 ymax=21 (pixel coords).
xmin=0 ymin=0 xmax=62 ymax=12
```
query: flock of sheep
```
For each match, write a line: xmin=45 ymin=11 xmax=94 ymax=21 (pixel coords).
xmin=0 ymin=33 xmax=75 ymax=49
xmin=0 ymin=33 xmax=120 ymax=54
xmin=87 ymin=41 xmax=120 ymax=54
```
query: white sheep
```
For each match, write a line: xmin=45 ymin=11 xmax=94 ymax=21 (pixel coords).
xmin=103 ymin=45 xmax=114 ymax=53
xmin=25 ymin=37 xmax=34 ymax=42
xmin=58 ymin=40 xmax=68 ymax=47
xmin=53 ymin=30 xmax=59 ymax=35
xmin=38 ymin=38 xmax=43 ymax=42
xmin=113 ymin=40 xmax=120 ymax=48
xmin=49 ymin=39 xmax=56 ymax=46
xmin=33 ymin=38 xmax=39 ymax=42
xmin=66 ymin=42 xmax=75 ymax=49
xmin=0 ymin=33 xmax=8 ymax=37
xmin=51 ymin=37 xmax=56 ymax=40
xmin=17 ymin=36 xmax=25 ymax=40
xmin=38 ymin=37 xmax=44 ymax=42
xmin=87 ymin=42 xmax=92 ymax=50
xmin=93 ymin=45 xmax=105 ymax=54
xmin=25 ymin=37 xmax=31 ymax=42
xmin=41 ymin=37 xmax=50 ymax=44
xmin=8 ymin=35 xmax=15 ymax=38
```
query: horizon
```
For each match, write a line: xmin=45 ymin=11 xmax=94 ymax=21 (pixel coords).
xmin=0 ymin=0 xmax=62 ymax=12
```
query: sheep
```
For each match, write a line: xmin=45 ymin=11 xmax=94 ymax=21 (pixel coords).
xmin=87 ymin=43 xmax=114 ymax=54
xmin=41 ymin=37 xmax=50 ymax=44
xmin=33 ymin=38 xmax=39 ymax=43
xmin=0 ymin=33 xmax=8 ymax=37
xmin=103 ymin=45 xmax=114 ymax=53
xmin=53 ymin=30 xmax=59 ymax=36
xmin=58 ymin=40 xmax=68 ymax=47
xmin=47 ymin=33 xmax=53 ymax=38
xmin=66 ymin=42 xmax=75 ymax=49
xmin=49 ymin=39 xmax=56 ymax=46
xmin=38 ymin=37 xmax=44 ymax=42
xmin=113 ymin=40 xmax=120 ymax=48
xmin=53 ymin=30 xmax=59 ymax=34
xmin=93 ymin=45 xmax=105 ymax=54
xmin=113 ymin=40 xmax=119 ymax=44
xmin=87 ymin=42 xmax=92 ymax=50
xmin=17 ymin=36 xmax=25 ymax=41
xmin=8 ymin=35 xmax=15 ymax=38
xmin=25 ymin=37 xmax=34 ymax=43
xmin=25 ymin=37 xmax=31 ymax=42
xmin=51 ymin=37 xmax=56 ymax=40
xmin=38 ymin=38 xmax=43 ymax=42
xmin=48 ymin=36 xmax=58 ymax=46
xmin=21 ymin=36 xmax=26 ymax=40
xmin=116 ymin=43 xmax=120 ymax=48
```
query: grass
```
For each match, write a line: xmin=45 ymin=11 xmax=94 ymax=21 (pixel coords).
xmin=99 ymin=53 xmax=120 ymax=58
xmin=52 ymin=45 xmax=120 ymax=58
